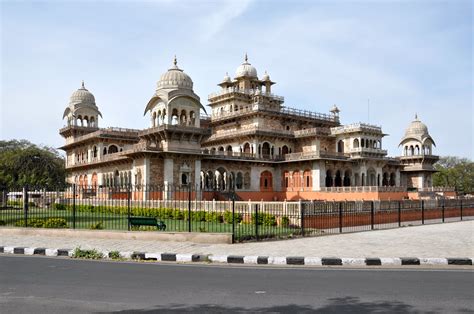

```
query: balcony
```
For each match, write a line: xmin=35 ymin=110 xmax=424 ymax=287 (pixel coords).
xmin=320 ymin=186 xmax=406 ymax=193
xmin=294 ymin=127 xmax=331 ymax=137
xmin=331 ymin=123 xmax=383 ymax=135
xmin=209 ymin=103 xmax=338 ymax=124
xmin=208 ymin=88 xmax=284 ymax=102
xmin=204 ymin=125 xmax=293 ymax=142
xmin=349 ymin=147 xmax=388 ymax=156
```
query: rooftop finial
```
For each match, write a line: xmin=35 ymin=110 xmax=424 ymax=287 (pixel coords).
xmin=81 ymin=80 xmax=85 ymax=88
xmin=244 ymin=52 xmax=248 ymax=63
xmin=173 ymin=55 xmax=177 ymax=66
xmin=415 ymin=113 xmax=418 ymax=120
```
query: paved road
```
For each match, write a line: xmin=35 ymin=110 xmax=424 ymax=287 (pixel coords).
xmin=0 ymin=255 xmax=472 ymax=313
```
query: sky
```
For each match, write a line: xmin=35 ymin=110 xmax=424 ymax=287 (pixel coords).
xmin=1 ymin=0 xmax=472 ymax=158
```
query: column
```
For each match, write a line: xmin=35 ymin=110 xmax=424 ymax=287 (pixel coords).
xmin=164 ymin=158 xmax=173 ymax=199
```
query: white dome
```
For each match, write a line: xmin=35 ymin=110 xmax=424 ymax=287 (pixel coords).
xmin=222 ymin=72 xmax=231 ymax=83
xmin=157 ymin=57 xmax=193 ymax=90
xmin=235 ymin=54 xmax=257 ymax=79
xmin=261 ymin=70 xmax=270 ymax=81
xmin=69 ymin=81 xmax=95 ymax=106
xmin=400 ymin=114 xmax=435 ymax=145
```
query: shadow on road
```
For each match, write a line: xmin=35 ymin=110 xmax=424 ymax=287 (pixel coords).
xmin=105 ymin=296 xmax=421 ymax=313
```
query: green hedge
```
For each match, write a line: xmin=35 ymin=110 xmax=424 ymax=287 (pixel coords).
xmin=14 ymin=217 xmax=67 ymax=228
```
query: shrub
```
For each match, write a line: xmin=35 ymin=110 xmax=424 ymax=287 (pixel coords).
xmin=28 ymin=201 xmax=36 ymax=207
xmin=251 ymin=213 xmax=277 ymax=226
xmin=15 ymin=218 xmax=45 ymax=228
xmin=72 ymin=247 xmax=104 ymax=259
xmin=199 ymin=226 xmax=206 ymax=232
xmin=280 ymin=216 xmax=290 ymax=227
xmin=108 ymin=250 xmax=121 ymax=260
xmin=173 ymin=209 xmax=185 ymax=220
xmin=223 ymin=211 xmax=243 ymax=224
xmin=0 ymin=220 xmax=6 ymax=226
xmin=53 ymin=203 xmax=67 ymax=210
xmin=192 ymin=211 xmax=207 ymax=222
xmin=89 ymin=221 xmax=104 ymax=230
xmin=43 ymin=218 xmax=68 ymax=228
xmin=205 ymin=212 xmax=223 ymax=223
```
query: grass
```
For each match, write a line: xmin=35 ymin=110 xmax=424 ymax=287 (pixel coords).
xmin=0 ymin=207 xmax=307 ymax=240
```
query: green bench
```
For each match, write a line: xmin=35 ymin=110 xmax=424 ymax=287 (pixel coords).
xmin=129 ymin=217 xmax=166 ymax=231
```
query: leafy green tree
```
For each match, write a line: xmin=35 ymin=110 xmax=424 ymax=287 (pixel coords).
xmin=433 ymin=156 xmax=474 ymax=194
xmin=0 ymin=140 xmax=66 ymax=190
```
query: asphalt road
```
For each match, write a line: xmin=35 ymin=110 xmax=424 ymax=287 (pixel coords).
xmin=0 ymin=255 xmax=472 ymax=313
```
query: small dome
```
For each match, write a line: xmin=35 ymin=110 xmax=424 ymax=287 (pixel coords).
xmin=262 ymin=70 xmax=270 ymax=81
xmin=69 ymin=81 xmax=95 ymax=106
xmin=400 ymin=114 xmax=435 ymax=145
xmin=235 ymin=53 xmax=257 ymax=79
xmin=222 ymin=72 xmax=231 ymax=83
xmin=157 ymin=56 xmax=193 ymax=90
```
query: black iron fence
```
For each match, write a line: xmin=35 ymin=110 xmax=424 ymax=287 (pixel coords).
xmin=0 ymin=185 xmax=473 ymax=242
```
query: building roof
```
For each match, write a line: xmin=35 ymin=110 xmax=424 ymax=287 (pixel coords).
xmin=156 ymin=56 xmax=193 ymax=90
xmin=399 ymin=114 xmax=435 ymax=146
xmin=235 ymin=54 xmax=258 ymax=79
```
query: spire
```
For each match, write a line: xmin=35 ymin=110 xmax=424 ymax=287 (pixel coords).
xmin=415 ymin=113 xmax=419 ymax=120
xmin=173 ymin=55 xmax=177 ymax=66
xmin=244 ymin=52 xmax=248 ymax=63
xmin=81 ymin=80 xmax=85 ymax=89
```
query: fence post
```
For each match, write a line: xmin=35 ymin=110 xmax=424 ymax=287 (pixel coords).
xmin=370 ymin=201 xmax=375 ymax=230
xmin=72 ymin=184 xmax=76 ymax=229
xmin=442 ymin=199 xmax=445 ymax=223
xmin=460 ymin=199 xmax=463 ymax=221
xmin=398 ymin=201 xmax=401 ymax=227
xmin=338 ymin=202 xmax=343 ymax=233
xmin=255 ymin=204 xmax=259 ymax=241
xmin=421 ymin=200 xmax=424 ymax=225
xmin=232 ymin=193 xmax=235 ymax=244
xmin=188 ymin=186 xmax=192 ymax=233
xmin=300 ymin=200 xmax=304 ymax=237
xmin=23 ymin=186 xmax=28 ymax=228
xmin=127 ymin=185 xmax=131 ymax=231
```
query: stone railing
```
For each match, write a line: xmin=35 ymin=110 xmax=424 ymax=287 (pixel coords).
xmin=418 ymin=187 xmax=455 ymax=192
xmin=206 ymin=125 xmax=293 ymax=141
xmin=208 ymin=88 xmax=284 ymax=102
xmin=294 ymin=127 xmax=331 ymax=137
xmin=320 ymin=186 xmax=406 ymax=193
xmin=209 ymin=103 xmax=337 ymax=123
xmin=331 ymin=123 xmax=382 ymax=135
xmin=349 ymin=147 xmax=388 ymax=155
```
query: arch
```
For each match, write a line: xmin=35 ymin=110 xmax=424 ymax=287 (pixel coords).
xmin=353 ymin=138 xmax=359 ymax=148
xmin=83 ymin=116 xmax=89 ymax=127
xmin=218 ymin=146 xmax=224 ymax=152
xmin=108 ymin=145 xmax=118 ymax=154
xmin=76 ymin=115 xmax=83 ymax=126
xmin=243 ymin=142 xmax=251 ymax=154
xmin=243 ymin=172 xmax=250 ymax=189
xmin=90 ymin=116 xmax=96 ymax=127
xmin=325 ymin=170 xmax=333 ymax=187
xmin=282 ymin=170 xmax=290 ymax=189
xmin=367 ymin=168 xmax=376 ymax=186
xmin=410 ymin=145 xmax=414 ymax=156
xmin=281 ymin=145 xmax=289 ymax=156
xmin=171 ymin=108 xmax=179 ymax=125
xmin=343 ymin=170 xmax=351 ymax=187
xmin=303 ymin=169 xmax=312 ymax=189
xmin=382 ymin=172 xmax=389 ymax=186
xmin=226 ymin=145 xmax=233 ymax=156
xmin=260 ymin=171 xmax=273 ymax=191
xmin=103 ymin=147 xmax=107 ymax=155
xmin=236 ymin=172 xmax=243 ymax=189
xmin=114 ymin=170 xmax=120 ymax=187
xmin=262 ymin=142 xmax=271 ymax=158
xmin=404 ymin=146 xmax=408 ymax=156
xmin=361 ymin=173 xmax=365 ymax=186
xmin=415 ymin=145 xmax=420 ymax=155
xmin=190 ymin=111 xmax=196 ymax=126
xmin=152 ymin=112 xmax=157 ymax=127
xmin=92 ymin=146 xmax=97 ymax=158
xmin=361 ymin=138 xmax=365 ymax=148
xmin=335 ymin=170 xmax=342 ymax=187
xmin=337 ymin=140 xmax=344 ymax=153
xmin=292 ymin=170 xmax=301 ymax=189
xmin=389 ymin=173 xmax=396 ymax=186
xmin=180 ymin=109 xmax=187 ymax=125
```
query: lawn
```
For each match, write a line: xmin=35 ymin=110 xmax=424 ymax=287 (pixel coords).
xmin=0 ymin=207 xmax=311 ymax=241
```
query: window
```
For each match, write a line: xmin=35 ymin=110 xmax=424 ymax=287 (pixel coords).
xmin=181 ymin=173 xmax=188 ymax=185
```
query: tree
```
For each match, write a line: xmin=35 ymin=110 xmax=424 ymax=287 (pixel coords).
xmin=0 ymin=140 xmax=66 ymax=190
xmin=433 ymin=156 xmax=474 ymax=194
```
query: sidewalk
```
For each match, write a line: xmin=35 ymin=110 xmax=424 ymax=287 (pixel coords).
xmin=1 ymin=221 xmax=472 ymax=259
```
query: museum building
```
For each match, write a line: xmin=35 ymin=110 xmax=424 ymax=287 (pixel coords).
xmin=59 ymin=56 xmax=448 ymax=201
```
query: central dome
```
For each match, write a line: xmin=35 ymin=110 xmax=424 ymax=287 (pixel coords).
xmin=157 ymin=56 xmax=193 ymax=90
xmin=69 ymin=81 xmax=95 ymax=106
xmin=235 ymin=54 xmax=257 ymax=79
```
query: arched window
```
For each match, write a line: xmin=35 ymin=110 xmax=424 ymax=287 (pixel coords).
xmin=108 ymin=145 xmax=118 ymax=154
xmin=103 ymin=147 xmax=107 ymax=155
xmin=181 ymin=173 xmax=188 ymax=185
xmin=236 ymin=172 xmax=243 ymax=189
xmin=303 ymin=170 xmax=312 ymax=189
xmin=325 ymin=170 xmax=333 ymax=187
xmin=190 ymin=111 xmax=196 ymax=126
xmin=335 ymin=170 xmax=342 ymax=187
xmin=415 ymin=145 xmax=420 ymax=155
xmin=93 ymin=146 xmax=97 ymax=158
xmin=337 ymin=140 xmax=344 ymax=153
xmin=226 ymin=145 xmax=233 ymax=156
xmin=361 ymin=138 xmax=365 ymax=148
xmin=180 ymin=110 xmax=187 ymax=125
xmin=262 ymin=142 xmax=271 ymax=158
xmin=90 ymin=117 xmax=95 ymax=127
xmin=281 ymin=145 xmax=289 ymax=156
xmin=353 ymin=138 xmax=359 ymax=148
xmin=410 ymin=145 xmax=414 ymax=156
xmin=171 ymin=109 xmax=179 ymax=125
xmin=343 ymin=170 xmax=351 ymax=187
xmin=259 ymin=171 xmax=273 ymax=191
xmin=243 ymin=143 xmax=251 ymax=154
xmin=152 ymin=112 xmax=157 ymax=127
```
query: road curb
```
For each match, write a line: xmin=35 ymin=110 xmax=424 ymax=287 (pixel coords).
xmin=0 ymin=246 xmax=472 ymax=267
